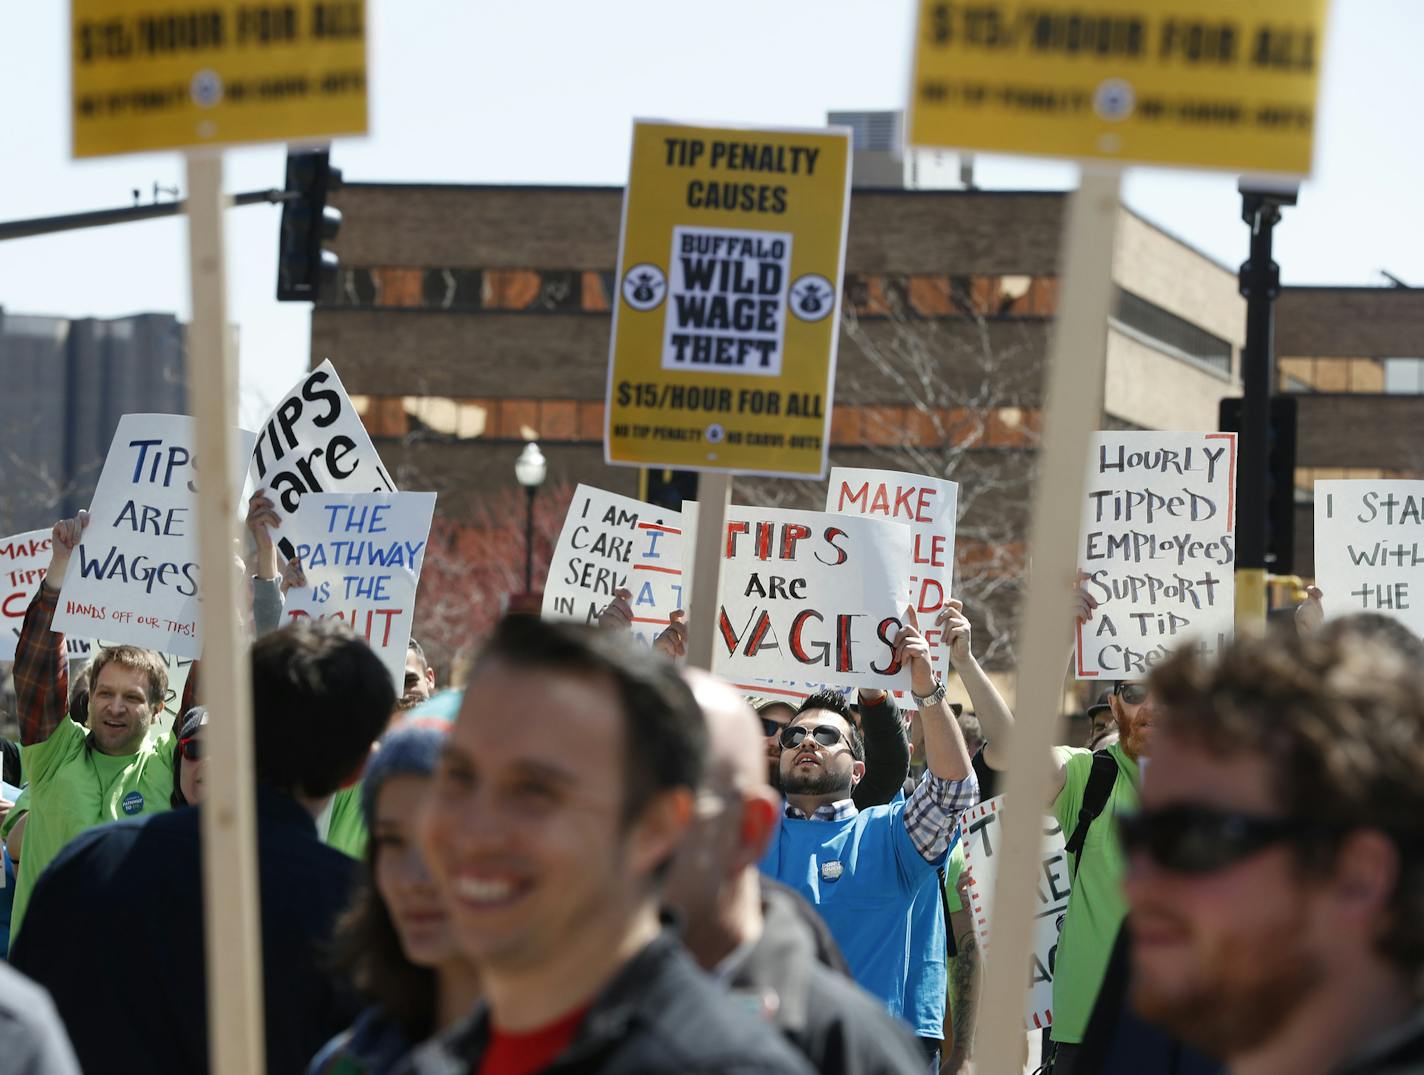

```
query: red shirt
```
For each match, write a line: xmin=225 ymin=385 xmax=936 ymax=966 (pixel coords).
xmin=477 ymin=1005 xmax=589 ymax=1075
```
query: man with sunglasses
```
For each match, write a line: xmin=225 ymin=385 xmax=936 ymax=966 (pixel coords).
xmin=1116 ymin=619 xmax=1424 ymax=1075
xmin=1033 ymin=677 xmax=1152 ymax=1073
xmin=758 ymin=611 xmax=977 ymax=1063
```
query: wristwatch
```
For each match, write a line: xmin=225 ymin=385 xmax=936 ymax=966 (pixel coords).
xmin=912 ymin=680 xmax=948 ymax=708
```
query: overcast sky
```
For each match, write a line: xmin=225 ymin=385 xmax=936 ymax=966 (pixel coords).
xmin=2 ymin=1 xmax=1420 ymax=426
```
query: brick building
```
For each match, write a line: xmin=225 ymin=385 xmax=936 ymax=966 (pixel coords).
xmin=309 ymin=178 xmax=1424 ymax=671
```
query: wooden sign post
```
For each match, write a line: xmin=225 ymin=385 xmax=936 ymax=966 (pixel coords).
xmin=970 ymin=167 xmax=1120 ymax=1073
xmin=186 ymin=151 xmax=266 ymax=1075
xmin=907 ymin=1 xmax=1327 ymax=1068
xmin=69 ymin=3 xmax=369 ymax=1070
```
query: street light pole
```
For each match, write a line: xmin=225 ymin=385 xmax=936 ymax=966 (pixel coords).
xmin=514 ymin=442 xmax=547 ymax=596
xmin=1236 ymin=181 xmax=1297 ymax=627
xmin=523 ymin=485 xmax=536 ymax=593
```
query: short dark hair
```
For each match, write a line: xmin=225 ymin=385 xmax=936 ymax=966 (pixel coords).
xmin=478 ymin=616 xmax=706 ymax=824
xmin=1150 ymin=616 xmax=1424 ymax=982
xmin=407 ymin=635 xmax=427 ymax=669
xmin=250 ymin=620 xmax=395 ymax=797
xmin=794 ymin=690 xmax=865 ymax=762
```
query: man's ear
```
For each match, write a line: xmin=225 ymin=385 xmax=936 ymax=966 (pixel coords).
xmin=1332 ymin=829 xmax=1398 ymax=931
xmin=425 ymin=666 xmax=437 ymax=689
xmin=630 ymin=787 xmax=695 ymax=879
xmin=849 ymin=759 xmax=867 ymax=788
xmin=736 ymin=789 xmax=781 ymax=865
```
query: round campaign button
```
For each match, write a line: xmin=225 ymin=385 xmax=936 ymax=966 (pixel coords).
xmin=121 ymin=791 xmax=145 ymax=816
xmin=820 ymin=860 xmax=844 ymax=883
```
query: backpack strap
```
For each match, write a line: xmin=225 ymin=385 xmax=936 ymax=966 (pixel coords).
xmin=1062 ymin=750 xmax=1119 ymax=873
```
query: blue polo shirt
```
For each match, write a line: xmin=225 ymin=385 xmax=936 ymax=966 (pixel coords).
xmin=759 ymin=797 xmax=945 ymax=1027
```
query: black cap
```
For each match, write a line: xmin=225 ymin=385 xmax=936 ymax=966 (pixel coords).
xmin=1086 ymin=691 xmax=1113 ymax=718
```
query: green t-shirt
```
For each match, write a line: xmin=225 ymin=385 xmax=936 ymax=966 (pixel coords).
xmin=1049 ymin=742 xmax=1140 ymax=1044
xmin=1 ymin=787 xmax=29 ymax=841
xmin=942 ymin=841 xmax=969 ymax=1027
xmin=11 ymin=719 xmax=175 ymax=947
xmin=323 ymin=782 xmax=368 ymax=860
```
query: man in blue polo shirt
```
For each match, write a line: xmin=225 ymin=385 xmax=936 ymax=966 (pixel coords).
xmin=759 ymin=611 xmax=978 ymax=1066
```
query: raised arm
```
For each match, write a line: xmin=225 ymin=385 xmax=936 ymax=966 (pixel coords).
xmin=938 ymin=594 xmax=1075 ymax=808
xmin=16 ymin=514 xmax=88 ymax=746
xmin=891 ymin=607 xmax=979 ymax=863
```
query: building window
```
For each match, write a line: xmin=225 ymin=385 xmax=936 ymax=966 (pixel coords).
xmin=1385 ymin=358 xmax=1424 ymax=394
xmin=1112 ymin=288 xmax=1233 ymax=375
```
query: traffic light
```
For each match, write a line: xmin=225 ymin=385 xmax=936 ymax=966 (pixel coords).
xmin=641 ymin=468 xmax=698 ymax=511
xmin=276 ymin=149 xmax=342 ymax=302
xmin=1219 ymin=395 xmax=1298 ymax=574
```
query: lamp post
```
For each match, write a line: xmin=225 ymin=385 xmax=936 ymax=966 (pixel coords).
xmin=514 ymin=442 xmax=547 ymax=593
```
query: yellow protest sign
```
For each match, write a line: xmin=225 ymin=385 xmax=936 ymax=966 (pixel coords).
xmin=604 ymin=121 xmax=851 ymax=479
xmin=71 ymin=0 xmax=367 ymax=159
xmin=908 ymin=0 xmax=1327 ymax=175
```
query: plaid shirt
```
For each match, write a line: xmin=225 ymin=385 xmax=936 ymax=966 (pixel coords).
xmin=13 ymin=586 xmax=69 ymax=746
xmin=12 ymin=585 xmax=199 ymax=747
xmin=783 ymin=769 xmax=978 ymax=863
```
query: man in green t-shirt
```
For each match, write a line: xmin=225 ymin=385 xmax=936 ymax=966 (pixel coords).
xmin=1046 ymin=682 xmax=1149 ymax=1070
xmin=9 ymin=512 xmax=177 ymax=946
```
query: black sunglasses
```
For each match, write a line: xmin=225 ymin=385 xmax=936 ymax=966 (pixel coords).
xmin=759 ymin=716 xmax=785 ymax=738
xmin=1115 ymin=682 xmax=1148 ymax=705
xmin=1118 ymin=806 xmax=1339 ymax=875
xmin=179 ymin=737 xmax=202 ymax=762
xmin=779 ymin=724 xmax=846 ymax=751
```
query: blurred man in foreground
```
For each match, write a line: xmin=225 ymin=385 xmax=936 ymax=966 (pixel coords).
xmin=409 ymin=617 xmax=812 ymax=1074
xmin=1125 ymin=619 xmax=1424 ymax=1074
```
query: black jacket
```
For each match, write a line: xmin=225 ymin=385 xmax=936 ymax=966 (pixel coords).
xmin=725 ymin=885 xmax=926 ymax=1075
xmin=402 ymin=931 xmax=815 ymax=1075
xmin=12 ymin=786 xmax=362 ymax=1075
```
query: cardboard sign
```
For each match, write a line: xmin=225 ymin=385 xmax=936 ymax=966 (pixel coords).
xmin=1075 ymin=432 xmax=1236 ymax=679
xmin=52 ymin=415 xmax=255 ymax=657
xmin=541 ymin=485 xmax=685 ymax=650
xmin=71 ymin=0 xmax=368 ymax=159
xmin=960 ymin=796 xmax=1071 ymax=1030
xmin=828 ymin=467 xmax=958 ymax=695
xmin=1314 ymin=481 xmax=1424 ymax=636
xmin=710 ymin=506 xmax=913 ymax=691
xmin=908 ymin=0 xmax=1328 ymax=175
xmin=1 ymin=531 xmax=89 ymax=662
xmin=605 ymin=120 xmax=852 ymax=478
xmin=248 ymin=360 xmax=397 ymax=563
xmin=281 ymin=492 xmax=436 ymax=690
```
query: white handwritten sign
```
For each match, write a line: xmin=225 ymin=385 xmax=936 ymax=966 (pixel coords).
xmin=828 ymin=467 xmax=958 ymax=700
xmin=1 ymin=531 xmax=89 ymax=662
xmin=709 ymin=505 xmax=912 ymax=691
xmin=247 ymin=359 xmax=397 ymax=563
xmin=282 ymin=492 xmax=437 ymax=690
xmin=53 ymin=415 xmax=255 ymax=657
xmin=1076 ymin=431 xmax=1237 ymax=680
xmin=542 ymin=485 xmax=686 ymax=650
xmin=1314 ymin=480 xmax=1424 ymax=636
xmin=960 ymin=796 xmax=1070 ymax=1031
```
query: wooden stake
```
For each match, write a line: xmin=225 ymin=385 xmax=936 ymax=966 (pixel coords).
xmin=974 ymin=167 xmax=1122 ymax=1074
xmin=185 ymin=151 xmax=267 ymax=1075
xmin=685 ymin=471 xmax=731 ymax=671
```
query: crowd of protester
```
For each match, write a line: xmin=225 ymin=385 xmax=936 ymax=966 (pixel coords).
xmin=1 ymin=501 xmax=1423 ymax=1075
